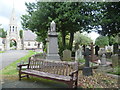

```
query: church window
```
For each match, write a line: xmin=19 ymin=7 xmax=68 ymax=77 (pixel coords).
xmin=10 ymin=26 xmax=11 ymax=31
xmin=13 ymin=26 xmax=14 ymax=31
xmin=28 ymin=42 xmax=30 ymax=46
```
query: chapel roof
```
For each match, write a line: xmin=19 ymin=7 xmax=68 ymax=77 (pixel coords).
xmin=24 ymin=30 xmax=37 ymax=41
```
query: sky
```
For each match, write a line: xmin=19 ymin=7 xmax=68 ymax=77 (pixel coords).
xmin=0 ymin=0 xmax=36 ymax=30
xmin=0 ymin=0 xmax=99 ymax=43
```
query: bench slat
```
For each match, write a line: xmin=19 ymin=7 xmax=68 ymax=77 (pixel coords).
xmin=21 ymin=69 xmax=76 ymax=81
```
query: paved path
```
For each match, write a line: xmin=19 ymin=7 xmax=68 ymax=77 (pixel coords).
xmin=0 ymin=50 xmax=28 ymax=70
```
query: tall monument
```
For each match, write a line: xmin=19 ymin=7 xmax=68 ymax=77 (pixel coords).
xmin=5 ymin=7 xmax=21 ymax=50
xmin=46 ymin=21 xmax=60 ymax=61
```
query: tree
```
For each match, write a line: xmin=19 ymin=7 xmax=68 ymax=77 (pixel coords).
xmin=21 ymin=2 xmax=99 ymax=53
xmin=19 ymin=30 xmax=23 ymax=39
xmin=95 ymin=2 xmax=120 ymax=36
xmin=74 ymin=32 xmax=92 ymax=46
xmin=95 ymin=36 xmax=109 ymax=47
xmin=0 ymin=28 xmax=6 ymax=38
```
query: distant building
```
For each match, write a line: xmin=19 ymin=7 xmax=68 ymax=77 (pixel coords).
xmin=0 ymin=7 xmax=43 ymax=51
xmin=23 ymin=30 xmax=43 ymax=50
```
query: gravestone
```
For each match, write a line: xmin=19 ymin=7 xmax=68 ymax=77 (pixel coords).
xmin=46 ymin=21 xmax=60 ymax=61
xmin=98 ymin=48 xmax=106 ymax=57
xmin=111 ymin=54 xmax=120 ymax=67
xmin=75 ymin=48 xmax=83 ymax=61
xmin=101 ymin=54 xmax=106 ymax=65
xmin=113 ymin=43 xmax=118 ymax=54
xmin=95 ymin=45 xmax=100 ymax=56
xmin=63 ymin=49 xmax=71 ymax=61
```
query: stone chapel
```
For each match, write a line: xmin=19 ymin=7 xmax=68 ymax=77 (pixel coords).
xmin=0 ymin=7 xmax=43 ymax=51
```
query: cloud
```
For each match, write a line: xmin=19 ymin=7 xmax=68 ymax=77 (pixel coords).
xmin=0 ymin=0 xmax=36 ymax=30
xmin=0 ymin=16 xmax=9 ymax=30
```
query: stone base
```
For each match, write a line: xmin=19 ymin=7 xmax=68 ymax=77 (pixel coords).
xmin=46 ymin=54 xmax=61 ymax=61
xmin=82 ymin=67 xmax=93 ymax=76
xmin=97 ymin=65 xmax=112 ymax=73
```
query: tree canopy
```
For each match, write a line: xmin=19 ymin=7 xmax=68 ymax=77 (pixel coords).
xmin=21 ymin=2 xmax=99 ymax=51
xmin=74 ymin=32 xmax=92 ymax=45
xmin=21 ymin=2 xmax=120 ymax=53
xmin=96 ymin=2 xmax=120 ymax=36
xmin=95 ymin=36 xmax=109 ymax=47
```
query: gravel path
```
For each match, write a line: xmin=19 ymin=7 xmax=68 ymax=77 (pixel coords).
xmin=0 ymin=50 xmax=28 ymax=70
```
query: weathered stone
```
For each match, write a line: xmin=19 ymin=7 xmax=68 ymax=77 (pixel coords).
xmin=63 ymin=49 xmax=71 ymax=61
xmin=111 ymin=54 xmax=120 ymax=67
xmin=113 ymin=43 xmax=118 ymax=54
xmin=82 ymin=47 xmax=93 ymax=76
xmin=46 ymin=21 xmax=60 ymax=61
xmin=75 ymin=48 xmax=83 ymax=61
xmin=101 ymin=54 xmax=106 ymax=65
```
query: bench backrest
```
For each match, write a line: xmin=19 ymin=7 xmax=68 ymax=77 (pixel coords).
xmin=28 ymin=55 xmax=78 ymax=76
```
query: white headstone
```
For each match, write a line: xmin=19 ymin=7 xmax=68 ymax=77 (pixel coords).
xmin=75 ymin=48 xmax=83 ymax=60
xmin=101 ymin=54 xmax=106 ymax=65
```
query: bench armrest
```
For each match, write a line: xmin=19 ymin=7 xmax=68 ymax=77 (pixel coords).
xmin=69 ymin=70 xmax=78 ymax=76
xmin=17 ymin=64 xmax=29 ymax=67
xmin=17 ymin=64 xmax=29 ymax=70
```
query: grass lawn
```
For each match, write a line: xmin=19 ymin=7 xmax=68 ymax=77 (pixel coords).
xmin=1 ymin=50 xmax=37 ymax=75
xmin=0 ymin=51 xmax=5 ymax=53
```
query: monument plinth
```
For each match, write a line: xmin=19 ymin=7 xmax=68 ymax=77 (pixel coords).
xmin=46 ymin=21 xmax=60 ymax=61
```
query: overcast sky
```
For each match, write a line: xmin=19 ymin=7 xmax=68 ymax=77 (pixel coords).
xmin=0 ymin=0 xmax=36 ymax=30
xmin=0 ymin=0 xmax=99 ymax=42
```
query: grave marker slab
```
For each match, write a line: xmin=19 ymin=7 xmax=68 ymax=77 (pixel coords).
xmin=63 ymin=49 xmax=71 ymax=61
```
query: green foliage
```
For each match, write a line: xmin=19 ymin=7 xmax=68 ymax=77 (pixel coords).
xmin=96 ymin=2 xmax=120 ymax=36
xmin=10 ymin=40 xmax=17 ymax=47
xmin=78 ymin=58 xmax=85 ymax=64
xmin=21 ymin=2 xmax=99 ymax=52
xmin=95 ymin=36 xmax=109 ymax=47
xmin=0 ymin=28 xmax=6 ymax=38
xmin=0 ymin=51 xmax=5 ymax=53
xmin=19 ymin=30 xmax=23 ymax=39
xmin=108 ymin=66 xmax=120 ymax=75
xmin=74 ymin=32 xmax=92 ymax=46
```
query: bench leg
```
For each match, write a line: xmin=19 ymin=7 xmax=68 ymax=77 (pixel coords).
xmin=27 ymin=74 xmax=29 ymax=78
xmin=74 ymin=80 xmax=77 ymax=88
xmin=19 ymin=73 xmax=21 ymax=81
xmin=67 ymin=82 xmax=74 ymax=88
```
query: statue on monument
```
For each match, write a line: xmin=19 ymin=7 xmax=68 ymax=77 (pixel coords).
xmin=50 ymin=21 xmax=56 ymax=32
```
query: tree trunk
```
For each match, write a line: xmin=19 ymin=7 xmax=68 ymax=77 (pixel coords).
xmin=61 ymin=31 xmax=66 ymax=48
xmin=69 ymin=32 xmax=74 ymax=51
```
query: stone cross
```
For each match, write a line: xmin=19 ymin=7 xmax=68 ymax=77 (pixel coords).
xmin=82 ymin=47 xmax=93 ymax=76
xmin=84 ymin=48 xmax=91 ymax=67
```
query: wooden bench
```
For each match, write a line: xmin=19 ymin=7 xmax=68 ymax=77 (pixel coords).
xmin=17 ymin=55 xmax=79 ymax=88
